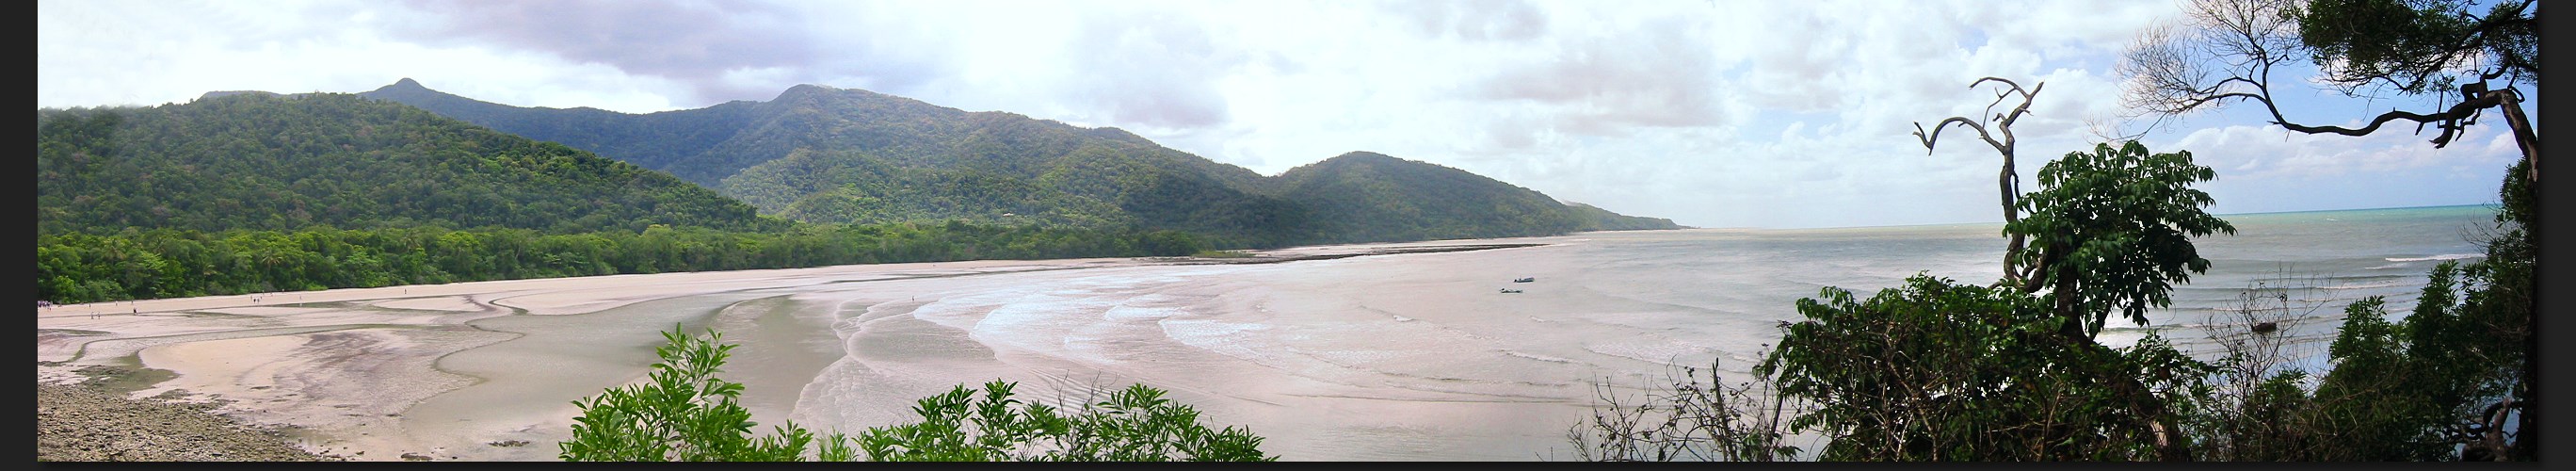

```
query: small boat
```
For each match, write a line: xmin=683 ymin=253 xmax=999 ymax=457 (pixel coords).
xmin=1512 ymin=277 xmax=1535 ymax=283
xmin=1499 ymin=288 xmax=1523 ymax=294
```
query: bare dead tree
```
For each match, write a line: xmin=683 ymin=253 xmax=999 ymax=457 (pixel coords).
xmin=2117 ymin=0 xmax=2537 ymax=182
xmin=1912 ymin=77 xmax=2045 ymax=285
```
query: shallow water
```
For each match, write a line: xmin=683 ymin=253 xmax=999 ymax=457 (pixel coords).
xmin=628 ymin=204 xmax=2501 ymax=461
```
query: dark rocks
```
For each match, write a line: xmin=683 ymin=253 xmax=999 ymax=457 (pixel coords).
xmin=37 ymin=382 xmax=338 ymax=462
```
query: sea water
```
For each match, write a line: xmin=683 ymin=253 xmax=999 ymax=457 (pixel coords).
xmin=742 ymin=204 xmax=2501 ymax=461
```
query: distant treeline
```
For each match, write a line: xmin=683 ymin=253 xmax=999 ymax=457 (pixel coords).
xmin=36 ymin=221 xmax=1209 ymax=304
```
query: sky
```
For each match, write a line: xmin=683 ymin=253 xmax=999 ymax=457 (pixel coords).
xmin=37 ymin=0 xmax=2537 ymax=229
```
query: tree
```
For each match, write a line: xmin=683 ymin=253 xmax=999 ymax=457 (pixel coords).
xmin=2117 ymin=0 xmax=2536 ymax=181
xmin=559 ymin=326 xmax=853 ymax=462
xmin=2007 ymin=141 xmax=2236 ymax=339
xmin=1750 ymin=140 xmax=2229 ymax=462
xmin=855 ymin=381 xmax=1275 ymax=462
xmin=2226 ymin=160 xmax=2536 ymax=461
xmin=1756 ymin=274 xmax=2215 ymax=461
xmin=1564 ymin=138 xmax=2230 ymax=462
xmin=2119 ymin=1 xmax=2537 ymax=458
xmin=1913 ymin=77 xmax=2047 ymax=284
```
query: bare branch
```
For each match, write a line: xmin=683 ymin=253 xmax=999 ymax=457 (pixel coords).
xmin=1913 ymin=77 xmax=2043 ymax=284
xmin=2115 ymin=0 xmax=2536 ymax=182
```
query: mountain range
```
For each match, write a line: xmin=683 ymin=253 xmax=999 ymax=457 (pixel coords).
xmin=38 ymin=79 xmax=1677 ymax=247
xmin=359 ymin=79 xmax=1680 ymax=245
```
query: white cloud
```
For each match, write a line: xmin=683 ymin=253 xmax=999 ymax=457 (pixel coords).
xmin=2168 ymin=123 xmax=2516 ymax=179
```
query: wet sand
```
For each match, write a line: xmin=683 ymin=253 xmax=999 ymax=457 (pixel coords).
xmin=34 ymin=241 xmax=1541 ymax=462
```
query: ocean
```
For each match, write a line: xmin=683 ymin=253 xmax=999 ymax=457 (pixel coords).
xmin=677 ymin=203 xmax=2504 ymax=461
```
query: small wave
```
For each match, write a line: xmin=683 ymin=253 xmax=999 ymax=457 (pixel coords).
xmin=2319 ymin=281 xmax=2411 ymax=290
xmin=1584 ymin=338 xmax=1711 ymax=367
xmin=1502 ymin=349 xmax=1580 ymax=365
xmin=2384 ymin=253 xmax=2485 ymax=262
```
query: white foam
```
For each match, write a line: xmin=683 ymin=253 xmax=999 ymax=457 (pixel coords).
xmin=2319 ymin=281 xmax=2410 ymax=290
xmin=1501 ymin=349 xmax=1579 ymax=365
xmin=2384 ymin=253 xmax=2486 ymax=262
xmin=1583 ymin=337 xmax=1712 ymax=367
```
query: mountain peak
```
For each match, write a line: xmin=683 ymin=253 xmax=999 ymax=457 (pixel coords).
xmin=776 ymin=83 xmax=847 ymax=101
xmin=366 ymin=77 xmax=452 ymax=99
xmin=1329 ymin=151 xmax=1398 ymax=162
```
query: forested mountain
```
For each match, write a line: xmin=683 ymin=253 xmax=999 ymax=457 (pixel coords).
xmin=35 ymin=91 xmax=783 ymax=236
xmin=1565 ymin=202 xmax=1685 ymax=232
xmin=361 ymin=80 xmax=1678 ymax=245
xmin=1269 ymin=152 xmax=1582 ymax=243
xmin=34 ymin=81 xmax=1678 ymax=304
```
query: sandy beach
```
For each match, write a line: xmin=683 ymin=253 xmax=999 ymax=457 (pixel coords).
xmin=34 ymin=240 xmax=1542 ymax=462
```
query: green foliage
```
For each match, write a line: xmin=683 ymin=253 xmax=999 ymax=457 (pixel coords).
xmin=560 ymin=326 xmax=1267 ymax=462
xmin=34 ymin=221 xmax=1206 ymax=304
xmin=1593 ymin=140 xmax=2233 ymax=462
xmin=1757 ymin=274 xmax=2214 ymax=461
xmin=2266 ymin=158 xmax=2536 ymax=461
xmin=363 ymin=79 xmax=1672 ymax=247
xmin=34 ymin=93 xmax=783 ymax=236
xmin=1565 ymin=202 xmax=1687 ymax=232
xmin=856 ymin=381 xmax=1274 ymax=462
xmin=2007 ymin=140 xmax=2235 ymax=337
xmin=2293 ymin=0 xmax=2537 ymax=94
xmin=561 ymin=326 xmax=856 ymax=462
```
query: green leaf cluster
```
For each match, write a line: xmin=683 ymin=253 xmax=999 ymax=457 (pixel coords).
xmin=2294 ymin=0 xmax=2537 ymax=94
xmin=561 ymin=327 xmax=857 ymax=462
xmin=2200 ymin=159 xmax=2535 ymax=461
xmin=2008 ymin=140 xmax=2235 ymax=337
xmin=1725 ymin=141 xmax=2231 ymax=462
xmin=559 ymin=326 xmax=1271 ymax=463
xmin=1759 ymin=274 xmax=2214 ymax=461
xmin=857 ymin=381 xmax=1274 ymax=462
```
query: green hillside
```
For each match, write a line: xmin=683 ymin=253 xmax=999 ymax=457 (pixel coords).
xmin=1270 ymin=152 xmax=1585 ymax=243
xmin=366 ymin=80 xmax=1306 ymax=245
xmin=1566 ymin=202 xmax=1687 ymax=231
xmin=35 ymin=91 xmax=783 ymax=236
xmin=359 ymin=79 xmax=1680 ymax=246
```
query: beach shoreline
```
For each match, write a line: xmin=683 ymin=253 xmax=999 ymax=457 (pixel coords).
xmin=34 ymin=240 xmax=1551 ymax=462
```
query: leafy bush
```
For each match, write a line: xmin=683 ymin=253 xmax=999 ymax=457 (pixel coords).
xmin=559 ymin=326 xmax=854 ymax=462
xmin=1759 ymin=274 xmax=2214 ymax=461
xmin=561 ymin=325 xmax=1271 ymax=462
xmin=857 ymin=381 xmax=1274 ymax=462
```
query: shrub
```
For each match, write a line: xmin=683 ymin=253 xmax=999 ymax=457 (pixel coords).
xmin=560 ymin=325 xmax=1271 ymax=462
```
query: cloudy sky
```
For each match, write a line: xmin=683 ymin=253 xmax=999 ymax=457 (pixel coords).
xmin=38 ymin=0 xmax=2534 ymax=229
